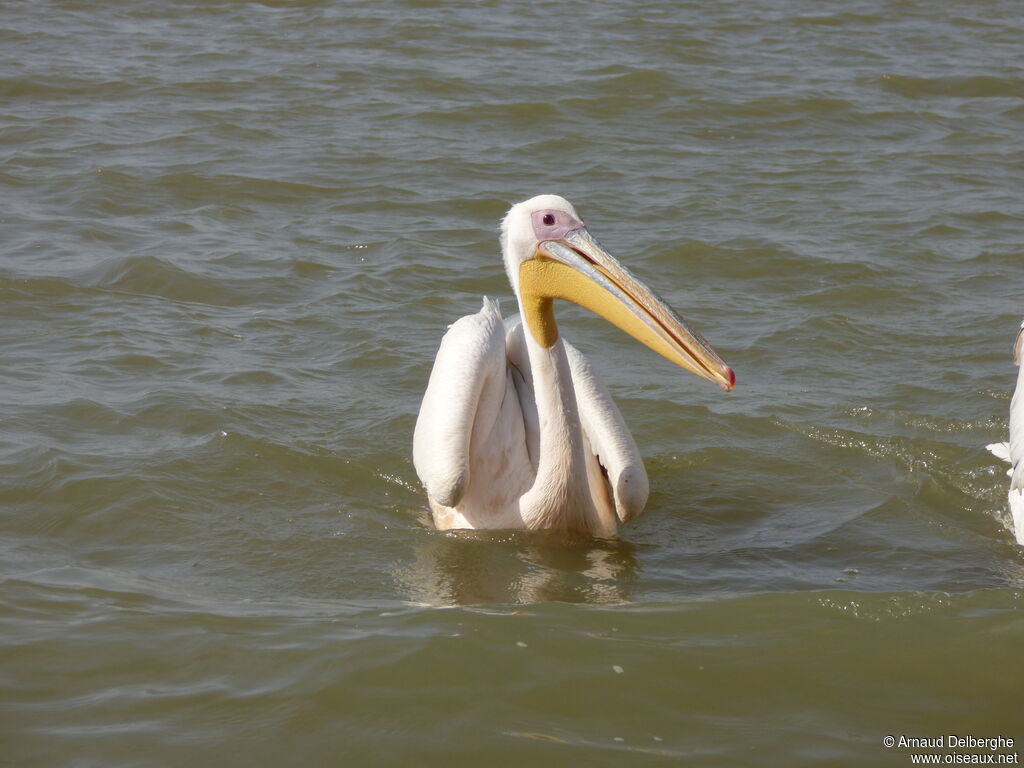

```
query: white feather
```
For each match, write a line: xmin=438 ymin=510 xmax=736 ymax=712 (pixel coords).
xmin=987 ymin=442 xmax=1010 ymax=463
xmin=1010 ymin=489 xmax=1024 ymax=546
xmin=412 ymin=297 xmax=506 ymax=508
xmin=989 ymin=318 xmax=1024 ymax=545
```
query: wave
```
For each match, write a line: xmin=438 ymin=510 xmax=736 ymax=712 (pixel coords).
xmin=879 ymin=74 xmax=1024 ymax=99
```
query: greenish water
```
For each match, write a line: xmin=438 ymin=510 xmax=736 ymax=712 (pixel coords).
xmin=1 ymin=0 xmax=1022 ymax=765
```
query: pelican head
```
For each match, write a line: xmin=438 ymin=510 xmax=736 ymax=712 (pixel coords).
xmin=500 ymin=194 xmax=735 ymax=391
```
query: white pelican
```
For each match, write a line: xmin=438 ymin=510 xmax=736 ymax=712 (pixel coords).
xmin=987 ymin=319 xmax=1024 ymax=545
xmin=413 ymin=195 xmax=735 ymax=537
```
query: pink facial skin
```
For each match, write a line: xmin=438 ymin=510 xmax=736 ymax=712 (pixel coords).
xmin=531 ymin=209 xmax=584 ymax=243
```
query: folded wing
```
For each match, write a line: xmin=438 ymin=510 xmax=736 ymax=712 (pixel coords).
xmin=563 ymin=341 xmax=649 ymax=523
xmin=413 ymin=298 xmax=507 ymax=508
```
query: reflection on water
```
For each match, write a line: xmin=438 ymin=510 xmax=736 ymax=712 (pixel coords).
xmin=396 ymin=527 xmax=640 ymax=606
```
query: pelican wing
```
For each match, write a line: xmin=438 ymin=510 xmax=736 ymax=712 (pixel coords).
xmin=1008 ymin=477 xmax=1024 ymax=546
xmin=1008 ymin=346 xmax=1024 ymax=545
xmin=563 ymin=342 xmax=649 ymax=523
xmin=413 ymin=298 xmax=507 ymax=508
xmin=990 ymin=321 xmax=1024 ymax=546
xmin=1010 ymin=366 xmax=1024 ymax=473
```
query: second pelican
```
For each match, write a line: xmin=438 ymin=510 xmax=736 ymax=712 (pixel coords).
xmin=413 ymin=195 xmax=734 ymax=537
xmin=987 ymin=319 xmax=1024 ymax=546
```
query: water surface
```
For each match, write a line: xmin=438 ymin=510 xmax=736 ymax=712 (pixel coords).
xmin=2 ymin=0 xmax=1022 ymax=765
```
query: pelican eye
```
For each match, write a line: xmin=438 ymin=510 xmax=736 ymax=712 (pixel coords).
xmin=542 ymin=213 xmax=555 ymax=226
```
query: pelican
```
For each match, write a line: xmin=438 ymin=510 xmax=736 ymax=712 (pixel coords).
xmin=987 ymin=319 xmax=1024 ymax=545
xmin=413 ymin=195 xmax=735 ymax=537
